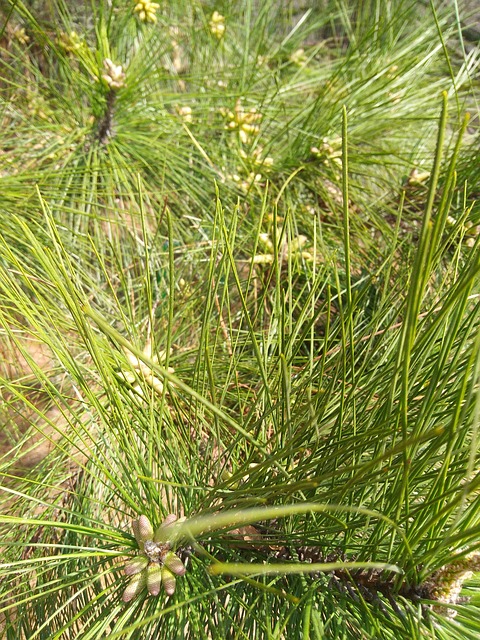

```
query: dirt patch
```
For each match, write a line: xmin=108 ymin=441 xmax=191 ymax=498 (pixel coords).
xmin=0 ymin=330 xmax=88 ymax=475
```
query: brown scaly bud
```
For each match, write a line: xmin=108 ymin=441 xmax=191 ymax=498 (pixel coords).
xmin=163 ymin=551 xmax=186 ymax=577
xmin=161 ymin=566 xmax=176 ymax=596
xmin=147 ymin=563 xmax=163 ymax=596
xmin=122 ymin=572 xmax=147 ymax=603
xmin=124 ymin=556 xmax=149 ymax=576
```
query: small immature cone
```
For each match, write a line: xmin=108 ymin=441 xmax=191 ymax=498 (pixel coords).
xmin=133 ymin=515 xmax=154 ymax=547
xmin=122 ymin=572 xmax=146 ymax=603
xmin=163 ymin=552 xmax=186 ymax=577
xmin=154 ymin=513 xmax=177 ymax=542
xmin=161 ymin=514 xmax=178 ymax=528
xmin=124 ymin=556 xmax=149 ymax=576
xmin=147 ymin=563 xmax=163 ymax=596
xmin=161 ymin=567 xmax=176 ymax=596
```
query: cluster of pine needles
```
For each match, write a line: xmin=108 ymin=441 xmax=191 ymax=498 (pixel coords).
xmin=0 ymin=1 xmax=479 ymax=638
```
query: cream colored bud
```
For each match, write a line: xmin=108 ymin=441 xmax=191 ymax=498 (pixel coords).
xmin=251 ymin=254 xmax=274 ymax=265
xmin=291 ymin=235 xmax=308 ymax=252
xmin=290 ymin=48 xmax=307 ymax=65
xmin=102 ymin=58 xmax=126 ymax=90
xmin=259 ymin=233 xmax=274 ymax=251
xmin=177 ymin=106 xmax=193 ymax=123
xmin=209 ymin=12 xmax=226 ymax=39
xmin=13 ymin=27 xmax=30 ymax=45
xmin=125 ymin=350 xmax=141 ymax=368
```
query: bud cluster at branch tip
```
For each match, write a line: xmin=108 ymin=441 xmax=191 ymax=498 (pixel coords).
xmin=209 ymin=12 xmax=226 ymax=39
xmin=123 ymin=514 xmax=186 ymax=602
xmin=102 ymin=59 xmax=126 ymax=90
xmin=134 ymin=0 xmax=160 ymax=24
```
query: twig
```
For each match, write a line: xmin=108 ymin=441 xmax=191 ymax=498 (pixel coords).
xmin=97 ymin=90 xmax=117 ymax=144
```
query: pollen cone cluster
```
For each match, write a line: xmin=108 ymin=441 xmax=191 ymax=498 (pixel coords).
xmin=122 ymin=514 xmax=186 ymax=602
